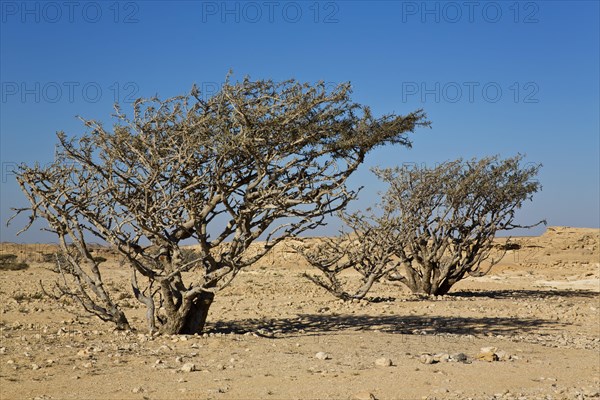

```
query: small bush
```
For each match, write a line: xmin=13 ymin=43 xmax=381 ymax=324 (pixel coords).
xmin=0 ymin=254 xmax=29 ymax=271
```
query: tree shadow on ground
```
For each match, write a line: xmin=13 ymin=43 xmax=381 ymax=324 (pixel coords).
xmin=209 ymin=314 xmax=565 ymax=338
xmin=449 ymin=289 xmax=599 ymax=300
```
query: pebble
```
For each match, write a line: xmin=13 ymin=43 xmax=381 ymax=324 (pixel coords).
xmin=419 ymin=354 xmax=436 ymax=364
xmin=476 ymin=352 xmax=499 ymax=362
xmin=451 ymin=353 xmax=469 ymax=363
xmin=315 ymin=352 xmax=331 ymax=360
xmin=76 ymin=349 xmax=91 ymax=358
xmin=495 ymin=350 xmax=510 ymax=361
xmin=375 ymin=357 xmax=392 ymax=367
xmin=181 ymin=362 xmax=196 ymax=372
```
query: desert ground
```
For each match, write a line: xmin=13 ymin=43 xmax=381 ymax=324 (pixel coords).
xmin=0 ymin=226 xmax=598 ymax=400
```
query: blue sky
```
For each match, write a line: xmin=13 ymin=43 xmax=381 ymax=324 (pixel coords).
xmin=1 ymin=0 xmax=598 ymax=243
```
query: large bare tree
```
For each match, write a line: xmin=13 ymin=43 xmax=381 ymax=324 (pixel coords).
xmin=303 ymin=155 xmax=544 ymax=298
xmin=11 ymin=76 xmax=429 ymax=334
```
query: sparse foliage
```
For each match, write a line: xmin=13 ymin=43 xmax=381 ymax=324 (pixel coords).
xmin=11 ymin=75 xmax=429 ymax=333
xmin=304 ymin=155 xmax=544 ymax=298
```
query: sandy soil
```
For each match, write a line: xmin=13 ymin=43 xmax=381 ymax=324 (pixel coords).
xmin=1 ymin=226 xmax=599 ymax=400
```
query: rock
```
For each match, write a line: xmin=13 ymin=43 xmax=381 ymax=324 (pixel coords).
xmin=132 ymin=386 xmax=144 ymax=393
xmin=374 ymin=357 xmax=392 ymax=367
xmin=419 ymin=354 xmax=436 ymax=364
xmin=31 ymin=363 xmax=40 ymax=370
xmin=433 ymin=353 xmax=450 ymax=363
xmin=495 ymin=350 xmax=511 ymax=361
xmin=450 ymin=353 xmax=469 ymax=363
xmin=476 ymin=352 xmax=499 ymax=362
xmin=350 ymin=392 xmax=377 ymax=400
xmin=76 ymin=349 xmax=91 ymax=358
xmin=315 ymin=352 xmax=331 ymax=360
xmin=181 ymin=362 xmax=196 ymax=372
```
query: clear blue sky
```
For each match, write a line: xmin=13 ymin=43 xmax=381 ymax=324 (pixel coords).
xmin=1 ymin=0 xmax=598 ymax=243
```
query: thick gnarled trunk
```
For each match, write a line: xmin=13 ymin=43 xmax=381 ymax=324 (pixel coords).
xmin=159 ymin=289 xmax=215 ymax=335
xmin=180 ymin=291 xmax=215 ymax=334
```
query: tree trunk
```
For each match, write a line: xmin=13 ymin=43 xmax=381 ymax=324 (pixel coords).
xmin=161 ymin=290 xmax=215 ymax=335
xmin=432 ymin=280 xmax=453 ymax=296
xmin=180 ymin=291 xmax=215 ymax=334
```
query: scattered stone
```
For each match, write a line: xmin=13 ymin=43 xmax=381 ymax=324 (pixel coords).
xmin=374 ymin=357 xmax=392 ymax=367
xmin=419 ymin=354 xmax=436 ymax=364
xmin=350 ymin=391 xmax=377 ymax=400
xmin=315 ymin=352 xmax=331 ymax=360
xmin=476 ymin=352 xmax=499 ymax=362
xmin=132 ymin=386 xmax=144 ymax=393
xmin=31 ymin=363 xmax=40 ymax=370
xmin=495 ymin=350 xmax=511 ymax=361
xmin=450 ymin=353 xmax=469 ymax=363
xmin=181 ymin=362 xmax=196 ymax=372
xmin=76 ymin=349 xmax=91 ymax=358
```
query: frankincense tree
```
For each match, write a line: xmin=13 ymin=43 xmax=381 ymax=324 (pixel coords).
xmin=303 ymin=155 xmax=544 ymax=298
xmin=11 ymin=76 xmax=429 ymax=333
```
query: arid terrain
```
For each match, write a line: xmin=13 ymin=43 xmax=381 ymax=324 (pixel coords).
xmin=1 ymin=226 xmax=599 ymax=400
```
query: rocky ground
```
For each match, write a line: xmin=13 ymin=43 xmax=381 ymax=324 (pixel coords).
xmin=0 ymin=227 xmax=599 ymax=400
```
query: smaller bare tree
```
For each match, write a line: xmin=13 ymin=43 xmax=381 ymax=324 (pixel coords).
xmin=299 ymin=213 xmax=401 ymax=300
xmin=303 ymin=155 xmax=544 ymax=298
